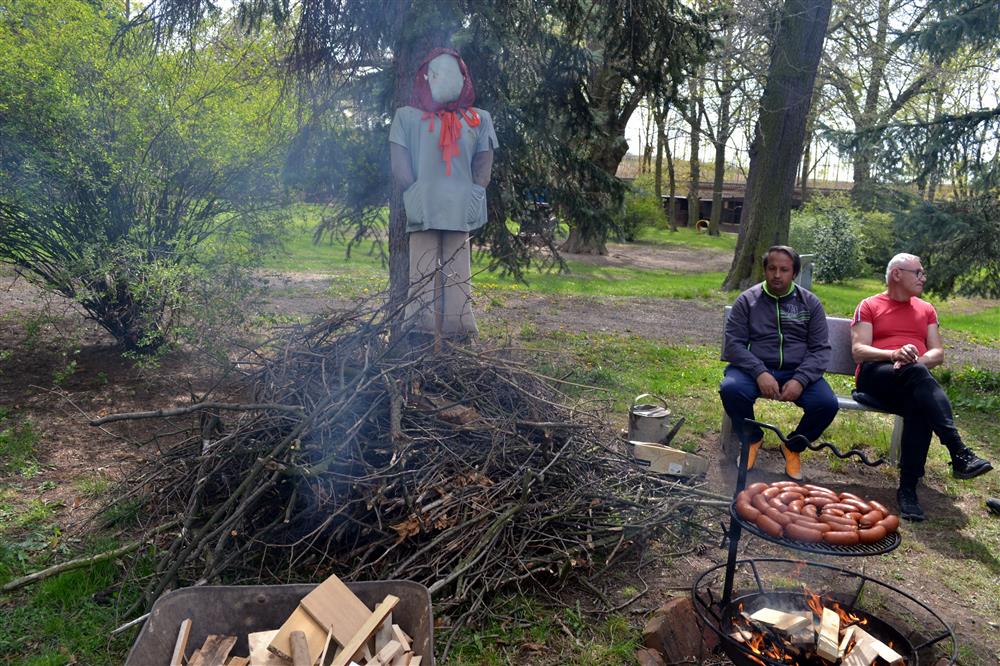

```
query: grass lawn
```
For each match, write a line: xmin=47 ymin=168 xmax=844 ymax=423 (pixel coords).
xmin=1 ymin=214 xmax=997 ymax=664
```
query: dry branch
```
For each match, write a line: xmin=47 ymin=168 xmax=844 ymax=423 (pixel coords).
xmin=93 ymin=296 xmax=716 ymax=650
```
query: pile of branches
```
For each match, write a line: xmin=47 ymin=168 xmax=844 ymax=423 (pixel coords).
xmin=96 ymin=298 xmax=725 ymax=637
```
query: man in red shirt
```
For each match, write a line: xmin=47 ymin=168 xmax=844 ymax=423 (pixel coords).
xmin=851 ymin=253 xmax=992 ymax=521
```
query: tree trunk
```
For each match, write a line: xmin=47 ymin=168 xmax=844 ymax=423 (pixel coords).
xmin=666 ymin=136 xmax=678 ymax=232
xmin=851 ymin=0 xmax=890 ymax=204
xmin=708 ymin=88 xmax=731 ymax=236
xmin=388 ymin=1 xmax=456 ymax=310
xmin=687 ymin=79 xmax=702 ymax=228
xmin=723 ymin=0 xmax=833 ymax=291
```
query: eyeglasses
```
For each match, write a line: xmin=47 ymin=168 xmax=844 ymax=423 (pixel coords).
xmin=898 ymin=268 xmax=927 ymax=279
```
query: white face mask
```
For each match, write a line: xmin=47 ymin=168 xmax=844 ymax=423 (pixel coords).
xmin=426 ymin=54 xmax=464 ymax=104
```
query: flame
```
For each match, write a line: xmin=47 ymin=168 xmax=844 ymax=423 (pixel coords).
xmin=832 ymin=601 xmax=868 ymax=625
xmin=804 ymin=586 xmax=824 ymax=618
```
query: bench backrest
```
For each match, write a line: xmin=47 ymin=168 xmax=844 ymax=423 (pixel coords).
xmin=722 ymin=306 xmax=857 ymax=376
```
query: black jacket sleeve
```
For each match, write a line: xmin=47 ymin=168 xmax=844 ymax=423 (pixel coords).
xmin=724 ymin=293 xmax=769 ymax=378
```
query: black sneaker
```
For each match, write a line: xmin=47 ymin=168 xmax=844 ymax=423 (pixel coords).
xmin=897 ymin=487 xmax=925 ymax=522
xmin=986 ymin=498 xmax=1000 ymax=516
xmin=950 ymin=448 xmax=993 ymax=480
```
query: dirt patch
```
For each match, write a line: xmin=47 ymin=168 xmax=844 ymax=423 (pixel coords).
xmin=564 ymin=242 xmax=733 ymax=272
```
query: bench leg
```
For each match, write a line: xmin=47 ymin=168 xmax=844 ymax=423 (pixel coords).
xmin=721 ymin=412 xmax=740 ymax=463
xmin=888 ymin=415 xmax=903 ymax=466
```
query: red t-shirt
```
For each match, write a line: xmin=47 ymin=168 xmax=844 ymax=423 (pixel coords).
xmin=852 ymin=292 xmax=938 ymax=357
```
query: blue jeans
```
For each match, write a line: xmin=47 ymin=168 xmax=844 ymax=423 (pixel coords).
xmin=719 ymin=366 xmax=839 ymax=452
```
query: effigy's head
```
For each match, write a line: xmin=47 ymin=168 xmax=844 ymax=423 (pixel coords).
xmin=427 ymin=53 xmax=464 ymax=104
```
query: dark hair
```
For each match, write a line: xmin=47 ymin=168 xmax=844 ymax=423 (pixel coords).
xmin=761 ymin=245 xmax=801 ymax=277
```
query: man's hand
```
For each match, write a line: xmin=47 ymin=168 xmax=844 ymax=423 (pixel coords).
xmin=891 ymin=343 xmax=919 ymax=369
xmin=756 ymin=372 xmax=781 ymax=400
xmin=780 ymin=379 xmax=804 ymax=402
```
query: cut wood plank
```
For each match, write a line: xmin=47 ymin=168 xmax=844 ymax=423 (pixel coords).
xmin=816 ymin=608 xmax=840 ymax=662
xmin=226 ymin=658 xmax=250 ymax=666
xmin=409 ymin=657 xmax=421 ymax=666
xmin=249 ymin=629 xmax=285 ymax=666
xmin=390 ymin=625 xmax=411 ymax=653
xmin=331 ymin=595 xmax=400 ymax=666
xmin=300 ymin=573 xmax=372 ymax=649
xmin=169 ymin=618 xmax=193 ymax=666
xmin=268 ymin=605 xmax=327 ymax=662
xmin=749 ymin=608 xmax=811 ymax=632
xmin=189 ymin=634 xmax=238 ymax=666
xmin=371 ymin=639 xmax=402 ymax=665
xmin=318 ymin=628 xmax=334 ymax=666
xmin=838 ymin=625 xmax=856 ymax=660
xmin=850 ymin=626 xmax=904 ymax=665
xmin=375 ymin=613 xmax=394 ymax=652
xmin=841 ymin=628 xmax=880 ymax=666
xmin=390 ymin=651 xmax=411 ymax=666
xmin=290 ymin=630 xmax=311 ymax=666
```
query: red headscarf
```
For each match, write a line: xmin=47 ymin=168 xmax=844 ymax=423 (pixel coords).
xmin=409 ymin=48 xmax=481 ymax=176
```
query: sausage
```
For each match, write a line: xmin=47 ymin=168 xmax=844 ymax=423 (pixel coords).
xmin=746 ymin=482 xmax=769 ymax=496
xmin=818 ymin=513 xmax=858 ymax=528
xmin=823 ymin=529 xmax=861 ymax=546
xmin=766 ymin=507 xmax=794 ymax=526
xmin=800 ymin=504 xmax=819 ymax=519
xmin=784 ymin=521 xmax=824 ymax=543
xmin=858 ymin=525 xmax=888 ymax=544
xmin=804 ymin=496 xmax=833 ymax=508
xmin=771 ymin=480 xmax=802 ymax=489
xmin=788 ymin=499 xmax=805 ymax=514
xmin=752 ymin=494 xmax=771 ymax=513
xmin=859 ymin=510 xmax=885 ymax=528
xmin=736 ymin=499 xmax=761 ymax=522
xmin=762 ymin=486 xmax=782 ymax=498
xmin=786 ymin=516 xmax=832 ymax=532
xmin=768 ymin=497 xmax=790 ymax=512
xmin=877 ymin=515 xmax=900 ymax=533
xmin=869 ymin=500 xmax=891 ymax=515
xmin=822 ymin=502 xmax=858 ymax=513
xmin=804 ymin=484 xmax=835 ymax=494
xmin=756 ymin=513 xmax=783 ymax=538
xmin=839 ymin=492 xmax=864 ymax=503
xmin=779 ymin=491 xmax=805 ymax=504
xmin=821 ymin=507 xmax=846 ymax=517
xmin=842 ymin=498 xmax=874 ymax=514
xmin=847 ymin=512 xmax=863 ymax=522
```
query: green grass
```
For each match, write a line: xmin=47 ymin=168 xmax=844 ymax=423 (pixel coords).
xmin=0 ymin=409 xmax=38 ymax=475
xmin=635 ymin=224 xmax=738 ymax=250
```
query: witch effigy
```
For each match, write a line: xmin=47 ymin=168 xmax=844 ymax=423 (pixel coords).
xmin=389 ymin=48 xmax=498 ymax=340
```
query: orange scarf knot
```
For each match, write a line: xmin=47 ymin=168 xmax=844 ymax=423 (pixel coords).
xmin=422 ymin=108 xmax=481 ymax=176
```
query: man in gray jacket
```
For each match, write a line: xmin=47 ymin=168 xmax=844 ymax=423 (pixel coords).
xmin=720 ymin=245 xmax=838 ymax=479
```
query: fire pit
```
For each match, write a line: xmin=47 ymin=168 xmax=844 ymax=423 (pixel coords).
xmin=696 ymin=421 xmax=956 ymax=665
xmin=693 ymin=558 xmax=956 ymax=665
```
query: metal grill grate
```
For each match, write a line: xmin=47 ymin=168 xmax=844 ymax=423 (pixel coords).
xmin=729 ymin=503 xmax=901 ymax=557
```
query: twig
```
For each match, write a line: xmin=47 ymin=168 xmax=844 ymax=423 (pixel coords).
xmin=90 ymin=402 xmax=304 ymax=425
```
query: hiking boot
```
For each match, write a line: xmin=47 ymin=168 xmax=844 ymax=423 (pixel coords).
xmin=897 ymin=487 xmax=925 ymax=522
xmin=986 ymin=498 xmax=1000 ymax=516
xmin=743 ymin=439 xmax=763 ymax=470
xmin=950 ymin=448 xmax=993 ymax=480
xmin=780 ymin=444 xmax=802 ymax=481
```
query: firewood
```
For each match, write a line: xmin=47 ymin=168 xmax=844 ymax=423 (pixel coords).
xmin=816 ymin=608 xmax=840 ymax=662
xmin=299 ymin=573 xmax=372 ymax=650
xmin=226 ymin=658 xmax=250 ymax=666
xmin=248 ymin=629 xmax=285 ymax=666
xmin=409 ymin=657 xmax=422 ymax=666
xmin=331 ymin=595 xmax=399 ymax=666
xmin=390 ymin=624 xmax=411 ymax=652
xmin=390 ymin=651 xmax=412 ymax=666
xmin=168 ymin=618 xmax=192 ymax=666
xmin=374 ymin=613 xmax=394 ymax=651
xmin=290 ymin=630 xmax=311 ymax=666
xmin=841 ymin=628 xmax=880 ymax=666
xmin=838 ymin=625 xmax=856 ymax=660
xmin=268 ymin=606 xmax=327 ymax=662
xmin=188 ymin=635 xmax=237 ymax=666
xmin=749 ymin=608 xmax=811 ymax=632
xmin=369 ymin=639 xmax=402 ymax=665
xmin=850 ymin=626 xmax=904 ymax=665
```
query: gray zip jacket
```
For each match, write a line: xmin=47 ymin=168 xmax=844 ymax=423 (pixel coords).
xmin=724 ymin=283 xmax=831 ymax=387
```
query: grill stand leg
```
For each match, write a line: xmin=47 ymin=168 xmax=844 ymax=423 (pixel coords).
xmin=722 ymin=436 xmax=751 ymax=606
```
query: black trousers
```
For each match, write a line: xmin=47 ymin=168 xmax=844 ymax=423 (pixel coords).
xmin=857 ymin=362 xmax=964 ymax=485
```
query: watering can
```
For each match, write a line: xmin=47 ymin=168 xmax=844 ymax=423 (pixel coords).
xmin=628 ymin=394 xmax=679 ymax=444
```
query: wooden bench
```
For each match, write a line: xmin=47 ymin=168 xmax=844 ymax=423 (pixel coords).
xmin=720 ymin=305 xmax=903 ymax=465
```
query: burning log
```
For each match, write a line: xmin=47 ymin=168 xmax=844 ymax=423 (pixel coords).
xmin=816 ymin=607 xmax=840 ymax=662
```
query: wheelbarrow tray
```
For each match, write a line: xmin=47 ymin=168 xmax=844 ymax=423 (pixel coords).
xmin=126 ymin=581 xmax=434 ymax=665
